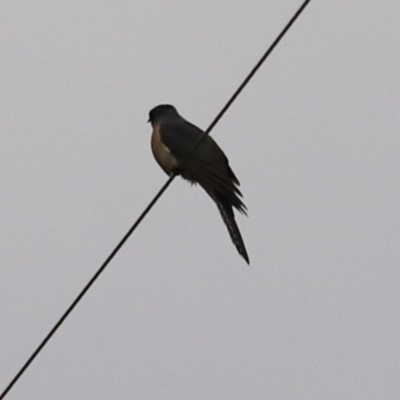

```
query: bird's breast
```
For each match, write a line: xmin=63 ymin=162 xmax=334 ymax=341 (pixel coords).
xmin=151 ymin=125 xmax=179 ymax=175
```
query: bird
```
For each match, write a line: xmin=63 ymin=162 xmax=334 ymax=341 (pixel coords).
xmin=148 ymin=104 xmax=249 ymax=264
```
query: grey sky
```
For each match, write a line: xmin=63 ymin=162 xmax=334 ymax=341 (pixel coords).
xmin=1 ymin=1 xmax=399 ymax=399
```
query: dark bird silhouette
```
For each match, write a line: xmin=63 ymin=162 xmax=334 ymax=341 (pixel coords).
xmin=149 ymin=104 xmax=249 ymax=264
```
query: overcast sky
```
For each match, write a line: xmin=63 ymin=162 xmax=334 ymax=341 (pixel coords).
xmin=1 ymin=1 xmax=399 ymax=399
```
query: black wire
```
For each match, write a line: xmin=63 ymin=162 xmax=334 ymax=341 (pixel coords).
xmin=0 ymin=1 xmax=310 ymax=398
xmin=180 ymin=0 xmax=311 ymax=166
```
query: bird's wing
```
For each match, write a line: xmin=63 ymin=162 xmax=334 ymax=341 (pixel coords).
xmin=160 ymin=118 xmax=246 ymax=214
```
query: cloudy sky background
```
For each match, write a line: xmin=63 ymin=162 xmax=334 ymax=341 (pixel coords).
xmin=1 ymin=1 xmax=399 ymax=399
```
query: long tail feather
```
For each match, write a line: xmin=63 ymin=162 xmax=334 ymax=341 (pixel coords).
xmin=215 ymin=198 xmax=250 ymax=264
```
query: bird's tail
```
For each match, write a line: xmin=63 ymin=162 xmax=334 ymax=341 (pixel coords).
xmin=215 ymin=196 xmax=250 ymax=264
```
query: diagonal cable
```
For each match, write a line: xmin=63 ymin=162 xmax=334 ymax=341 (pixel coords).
xmin=0 ymin=1 xmax=310 ymax=398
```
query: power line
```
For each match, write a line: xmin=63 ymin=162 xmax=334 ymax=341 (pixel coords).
xmin=0 ymin=1 xmax=310 ymax=398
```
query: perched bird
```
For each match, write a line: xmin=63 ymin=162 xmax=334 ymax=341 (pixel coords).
xmin=148 ymin=104 xmax=249 ymax=264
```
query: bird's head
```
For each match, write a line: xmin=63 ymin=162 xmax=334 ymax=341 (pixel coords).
xmin=148 ymin=104 xmax=178 ymax=124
